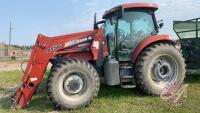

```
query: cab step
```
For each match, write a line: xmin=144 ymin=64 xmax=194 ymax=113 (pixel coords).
xmin=121 ymin=84 xmax=136 ymax=88
xmin=120 ymin=75 xmax=136 ymax=88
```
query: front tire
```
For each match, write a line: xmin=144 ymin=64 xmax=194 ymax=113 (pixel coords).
xmin=134 ymin=43 xmax=186 ymax=95
xmin=47 ymin=59 xmax=100 ymax=109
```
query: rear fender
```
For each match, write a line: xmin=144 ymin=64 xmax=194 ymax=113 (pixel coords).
xmin=131 ymin=35 xmax=176 ymax=63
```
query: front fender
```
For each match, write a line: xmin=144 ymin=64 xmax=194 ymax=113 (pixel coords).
xmin=131 ymin=35 xmax=176 ymax=63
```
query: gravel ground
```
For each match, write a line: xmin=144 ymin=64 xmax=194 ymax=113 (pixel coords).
xmin=0 ymin=61 xmax=52 ymax=72
xmin=0 ymin=62 xmax=22 ymax=72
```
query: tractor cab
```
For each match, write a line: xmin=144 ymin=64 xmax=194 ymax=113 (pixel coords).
xmin=173 ymin=18 xmax=200 ymax=69
xmin=102 ymin=3 xmax=159 ymax=61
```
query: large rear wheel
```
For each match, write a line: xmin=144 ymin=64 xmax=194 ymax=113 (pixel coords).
xmin=134 ymin=43 xmax=186 ymax=95
xmin=47 ymin=59 xmax=100 ymax=109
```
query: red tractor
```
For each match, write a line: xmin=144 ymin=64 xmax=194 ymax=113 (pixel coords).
xmin=11 ymin=2 xmax=186 ymax=109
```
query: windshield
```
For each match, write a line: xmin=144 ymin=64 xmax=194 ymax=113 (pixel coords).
xmin=104 ymin=16 xmax=117 ymax=57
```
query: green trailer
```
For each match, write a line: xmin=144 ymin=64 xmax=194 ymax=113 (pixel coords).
xmin=173 ymin=18 xmax=200 ymax=69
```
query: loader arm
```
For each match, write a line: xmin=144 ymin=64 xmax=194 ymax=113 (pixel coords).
xmin=11 ymin=29 xmax=104 ymax=109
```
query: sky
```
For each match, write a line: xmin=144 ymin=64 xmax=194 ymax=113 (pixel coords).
xmin=0 ymin=0 xmax=199 ymax=45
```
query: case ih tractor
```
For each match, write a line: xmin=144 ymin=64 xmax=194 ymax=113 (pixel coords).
xmin=11 ymin=2 xmax=186 ymax=109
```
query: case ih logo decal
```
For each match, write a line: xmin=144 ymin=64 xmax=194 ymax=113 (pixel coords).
xmin=65 ymin=36 xmax=93 ymax=47
xmin=160 ymin=81 xmax=189 ymax=107
xmin=47 ymin=44 xmax=62 ymax=53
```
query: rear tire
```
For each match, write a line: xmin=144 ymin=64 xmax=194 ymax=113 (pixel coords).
xmin=134 ymin=43 xmax=186 ymax=95
xmin=47 ymin=59 xmax=100 ymax=109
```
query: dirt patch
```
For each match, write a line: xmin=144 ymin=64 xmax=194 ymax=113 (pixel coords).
xmin=0 ymin=62 xmax=21 ymax=72
xmin=48 ymin=111 xmax=60 ymax=113
xmin=0 ymin=61 xmax=52 ymax=72
xmin=0 ymin=86 xmax=18 ymax=100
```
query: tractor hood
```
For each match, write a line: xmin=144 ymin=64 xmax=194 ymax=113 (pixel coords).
xmin=45 ymin=29 xmax=102 ymax=50
xmin=49 ymin=30 xmax=99 ymax=40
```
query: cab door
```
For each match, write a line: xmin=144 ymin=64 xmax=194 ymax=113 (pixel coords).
xmin=104 ymin=17 xmax=117 ymax=58
xmin=173 ymin=18 xmax=200 ymax=69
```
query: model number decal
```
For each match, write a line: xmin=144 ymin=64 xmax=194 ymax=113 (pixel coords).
xmin=65 ymin=36 xmax=93 ymax=47
xmin=47 ymin=44 xmax=62 ymax=53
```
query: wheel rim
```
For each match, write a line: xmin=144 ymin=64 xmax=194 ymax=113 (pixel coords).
xmin=151 ymin=55 xmax=178 ymax=85
xmin=62 ymin=72 xmax=87 ymax=95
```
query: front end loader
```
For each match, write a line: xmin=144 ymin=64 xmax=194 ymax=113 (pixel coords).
xmin=11 ymin=2 xmax=186 ymax=110
xmin=11 ymin=29 xmax=104 ymax=108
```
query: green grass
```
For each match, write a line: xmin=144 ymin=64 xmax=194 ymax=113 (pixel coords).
xmin=0 ymin=71 xmax=200 ymax=113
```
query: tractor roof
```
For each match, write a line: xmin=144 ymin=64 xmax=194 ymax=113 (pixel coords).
xmin=103 ymin=2 xmax=158 ymax=19
xmin=121 ymin=2 xmax=158 ymax=9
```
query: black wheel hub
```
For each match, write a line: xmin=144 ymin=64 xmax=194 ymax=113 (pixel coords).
xmin=68 ymin=80 xmax=81 ymax=91
xmin=63 ymin=74 xmax=84 ymax=95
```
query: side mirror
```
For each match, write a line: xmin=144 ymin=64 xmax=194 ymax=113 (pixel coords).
xmin=159 ymin=23 xmax=164 ymax=29
xmin=94 ymin=13 xmax=105 ymax=29
xmin=157 ymin=19 xmax=164 ymax=29
xmin=96 ymin=20 xmax=105 ymax=27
